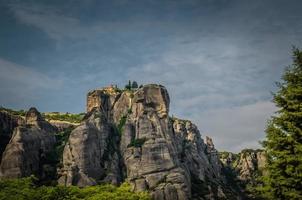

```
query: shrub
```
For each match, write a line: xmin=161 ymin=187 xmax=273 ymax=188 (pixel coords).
xmin=0 ymin=178 xmax=151 ymax=200
xmin=128 ymin=138 xmax=147 ymax=148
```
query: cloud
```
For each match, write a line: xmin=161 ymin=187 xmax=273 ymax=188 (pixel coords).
xmin=192 ymin=101 xmax=277 ymax=152
xmin=8 ymin=3 xmax=82 ymax=41
xmin=126 ymin=35 xmax=283 ymax=152
xmin=1 ymin=0 xmax=302 ymax=152
xmin=0 ymin=58 xmax=62 ymax=106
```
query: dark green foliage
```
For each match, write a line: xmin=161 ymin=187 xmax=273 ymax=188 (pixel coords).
xmin=219 ymin=151 xmax=232 ymax=159
xmin=131 ymin=81 xmax=138 ymax=88
xmin=240 ymin=149 xmax=263 ymax=155
xmin=0 ymin=107 xmax=84 ymax=123
xmin=117 ymin=115 xmax=127 ymax=135
xmin=0 ymin=177 xmax=151 ymax=200
xmin=191 ymin=176 xmax=210 ymax=198
xmin=259 ymin=48 xmax=302 ymax=199
xmin=54 ymin=127 xmax=74 ymax=161
xmin=127 ymin=138 xmax=147 ymax=148
xmin=125 ymin=80 xmax=132 ymax=90
xmin=42 ymin=127 xmax=74 ymax=166
xmin=39 ymin=127 xmax=74 ymax=184
xmin=124 ymin=80 xmax=139 ymax=90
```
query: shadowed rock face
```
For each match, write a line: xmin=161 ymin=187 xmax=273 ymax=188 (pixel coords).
xmin=219 ymin=149 xmax=267 ymax=199
xmin=0 ymin=111 xmax=24 ymax=160
xmin=60 ymin=84 xmax=235 ymax=200
xmin=0 ymin=107 xmax=57 ymax=178
xmin=220 ymin=150 xmax=267 ymax=183
xmin=58 ymin=108 xmax=122 ymax=187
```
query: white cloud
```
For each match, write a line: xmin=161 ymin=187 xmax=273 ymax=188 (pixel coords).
xmin=126 ymin=37 xmax=281 ymax=152
xmin=0 ymin=58 xmax=62 ymax=99
xmin=8 ymin=4 xmax=82 ymax=41
xmin=192 ymin=101 xmax=277 ymax=152
xmin=3 ymin=0 xmax=299 ymax=152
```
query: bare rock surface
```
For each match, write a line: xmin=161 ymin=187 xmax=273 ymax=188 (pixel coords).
xmin=0 ymin=111 xmax=24 ymax=160
xmin=66 ymin=84 xmax=238 ymax=199
xmin=236 ymin=150 xmax=267 ymax=182
xmin=0 ymin=107 xmax=57 ymax=178
xmin=58 ymin=108 xmax=122 ymax=186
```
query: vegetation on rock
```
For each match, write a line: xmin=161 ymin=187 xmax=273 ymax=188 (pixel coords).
xmin=0 ymin=107 xmax=26 ymax=116
xmin=0 ymin=107 xmax=85 ymax=123
xmin=127 ymin=138 xmax=147 ymax=148
xmin=43 ymin=112 xmax=85 ymax=123
xmin=117 ymin=115 xmax=127 ymax=135
xmin=124 ymin=80 xmax=139 ymax=90
xmin=54 ymin=127 xmax=74 ymax=162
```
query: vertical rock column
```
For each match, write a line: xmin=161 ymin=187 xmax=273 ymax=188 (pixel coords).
xmin=117 ymin=85 xmax=191 ymax=200
xmin=0 ymin=107 xmax=57 ymax=178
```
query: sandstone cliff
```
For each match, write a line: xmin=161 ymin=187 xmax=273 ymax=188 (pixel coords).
xmin=0 ymin=84 xmax=257 ymax=200
xmin=0 ymin=110 xmax=24 ymax=160
xmin=0 ymin=108 xmax=57 ymax=179
xmin=57 ymin=84 xmax=238 ymax=200
xmin=220 ymin=149 xmax=266 ymax=183
xmin=219 ymin=149 xmax=267 ymax=199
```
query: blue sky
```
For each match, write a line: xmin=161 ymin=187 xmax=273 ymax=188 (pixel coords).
xmin=1 ymin=0 xmax=302 ymax=152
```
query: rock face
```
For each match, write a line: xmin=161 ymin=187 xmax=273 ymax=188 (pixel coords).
xmin=0 ymin=108 xmax=57 ymax=178
xmin=0 ymin=84 xmax=252 ymax=199
xmin=220 ymin=149 xmax=267 ymax=183
xmin=231 ymin=150 xmax=266 ymax=183
xmin=58 ymin=108 xmax=122 ymax=187
xmin=0 ymin=111 xmax=24 ymax=160
xmin=119 ymin=85 xmax=191 ymax=200
xmin=59 ymin=84 xmax=238 ymax=200
xmin=219 ymin=149 xmax=267 ymax=199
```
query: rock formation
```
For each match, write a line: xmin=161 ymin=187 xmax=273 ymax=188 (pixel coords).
xmin=219 ymin=149 xmax=267 ymax=199
xmin=0 ymin=111 xmax=24 ymax=160
xmin=57 ymin=108 xmax=122 ymax=187
xmin=0 ymin=84 xmax=263 ymax=200
xmin=0 ymin=107 xmax=57 ymax=179
xmin=58 ymin=84 xmax=238 ymax=199
xmin=220 ymin=149 xmax=267 ymax=183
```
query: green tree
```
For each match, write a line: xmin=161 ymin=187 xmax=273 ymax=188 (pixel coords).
xmin=260 ymin=48 xmax=302 ymax=199
xmin=132 ymin=81 xmax=138 ymax=89
xmin=125 ymin=80 xmax=131 ymax=90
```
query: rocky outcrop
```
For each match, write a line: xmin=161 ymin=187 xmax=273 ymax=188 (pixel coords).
xmin=86 ymin=85 xmax=121 ymax=116
xmin=60 ymin=84 xmax=238 ymax=200
xmin=0 ymin=108 xmax=57 ymax=179
xmin=119 ymin=85 xmax=191 ymax=200
xmin=0 ymin=84 xmax=267 ymax=199
xmin=58 ymin=108 xmax=122 ymax=187
xmin=235 ymin=150 xmax=267 ymax=183
xmin=0 ymin=111 xmax=24 ymax=160
xmin=219 ymin=149 xmax=267 ymax=199
xmin=220 ymin=149 xmax=267 ymax=183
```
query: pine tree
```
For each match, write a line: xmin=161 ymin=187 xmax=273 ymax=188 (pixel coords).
xmin=261 ymin=48 xmax=302 ymax=199
xmin=132 ymin=81 xmax=138 ymax=88
xmin=125 ymin=80 xmax=132 ymax=90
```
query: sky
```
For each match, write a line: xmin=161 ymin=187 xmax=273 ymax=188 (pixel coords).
xmin=1 ymin=0 xmax=302 ymax=152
